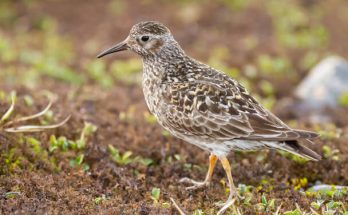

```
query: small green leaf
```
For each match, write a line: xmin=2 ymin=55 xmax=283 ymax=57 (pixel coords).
xmin=151 ymin=187 xmax=160 ymax=203
xmin=69 ymin=154 xmax=84 ymax=167
xmin=338 ymin=91 xmax=348 ymax=107
xmin=174 ymin=154 xmax=181 ymax=161
xmin=23 ymin=95 xmax=34 ymax=106
xmin=94 ymin=195 xmax=106 ymax=205
xmin=83 ymin=122 xmax=98 ymax=136
xmin=27 ymin=137 xmax=42 ymax=154
xmin=75 ymin=139 xmax=86 ymax=150
xmin=140 ymin=158 xmax=154 ymax=166
xmin=261 ymin=194 xmax=267 ymax=206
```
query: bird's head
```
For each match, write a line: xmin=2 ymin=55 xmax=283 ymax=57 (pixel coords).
xmin=97 ymin=21 xmax=181 ymax=59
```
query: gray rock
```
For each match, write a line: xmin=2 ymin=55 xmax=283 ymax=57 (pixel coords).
xmin=308 ymin=184 xmax=347 ymax=192
xmin=295 ymin=56 xmax=348 ymax=109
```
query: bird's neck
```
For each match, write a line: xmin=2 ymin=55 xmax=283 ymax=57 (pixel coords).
xmin=144 ymin=41 xmax=185 ymax=63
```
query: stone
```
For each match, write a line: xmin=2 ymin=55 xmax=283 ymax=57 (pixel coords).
xmin=295 ymin=56 xmax=348 ymax=109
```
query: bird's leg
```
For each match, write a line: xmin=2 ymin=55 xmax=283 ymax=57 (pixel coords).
xmin=179 ymin=154 xmax=217 ymax=190
xmin=216 ymin=156 xmax=238 ymax=215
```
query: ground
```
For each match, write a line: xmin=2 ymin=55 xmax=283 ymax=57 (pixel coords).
xmin=0 ymin=0 xmax=347 ymax=214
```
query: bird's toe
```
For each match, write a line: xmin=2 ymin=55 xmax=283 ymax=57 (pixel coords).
xmin=216 ymin=197 xmax=237 ymax=215
xmin=179 ymin=177 xmax=210 ymax=190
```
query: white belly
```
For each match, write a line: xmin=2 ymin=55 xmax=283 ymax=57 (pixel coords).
xmin=174 ymin=132 xmax=274 ymax=158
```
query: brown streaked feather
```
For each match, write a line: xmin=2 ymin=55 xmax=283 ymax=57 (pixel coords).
xmin=161 ymin=68 xmax=318 ymax=143
xmin=130 ymin=21 xmax=170 ymax=36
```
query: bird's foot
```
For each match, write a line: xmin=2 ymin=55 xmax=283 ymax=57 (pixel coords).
xmin=215 ymin=197 xmax=237 ymax=215
xmin=179 ymin=177 xmax=210 ymax=190
xmin=215 ymin=189 xmax=243 ymax=215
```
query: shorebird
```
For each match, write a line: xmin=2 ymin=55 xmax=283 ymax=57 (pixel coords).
xmin=97 ymin=21 xmax=321 ymax=214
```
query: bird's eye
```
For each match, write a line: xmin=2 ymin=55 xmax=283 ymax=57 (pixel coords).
xmin=141 ymin=36 xmax=149 ymax=42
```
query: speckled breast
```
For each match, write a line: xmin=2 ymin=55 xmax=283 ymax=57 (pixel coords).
xmin=142 ymin=65 xmax=165 ymax=122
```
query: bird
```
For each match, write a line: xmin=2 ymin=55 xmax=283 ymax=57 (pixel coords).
xmin=97 ymin=21 xmax=321 ymax=214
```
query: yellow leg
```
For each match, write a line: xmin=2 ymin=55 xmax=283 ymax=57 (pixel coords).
xmin=217 ymin=156 xmax=237 ymax=215
xmin=204 ymin=154 xmax=218 ymax=182
xmin=180 ymin=154 xmax=218 ymax=190
xmin=220 ymin=157 xmax=237 ymax=198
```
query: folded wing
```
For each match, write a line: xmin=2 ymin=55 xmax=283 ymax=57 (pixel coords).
xmin=161 ymin=72 xmax=318 ymax=142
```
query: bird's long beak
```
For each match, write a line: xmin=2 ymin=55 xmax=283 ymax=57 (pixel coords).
xmin=97 ymin=39 xmax=129 ymax=58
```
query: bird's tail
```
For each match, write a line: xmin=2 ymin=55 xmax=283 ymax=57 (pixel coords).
xmin=266 ymin=139 xmax=322 ymax=161
xmin=292 ymin=129 xmax=319 ymax=139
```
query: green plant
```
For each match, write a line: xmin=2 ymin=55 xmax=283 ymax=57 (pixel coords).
xmin=1 ymin=148 xmax=21 ymax=173
xmin=119 ymin=106 xmax=136 ymax=122
xmin=26 ymin=137 xmax=43 ymax=155
xmin=137 ymin=158 xmax=154 ymax=166
xmin=338 ymin=92 xmax=348 ymax=107
xmin=109 ymin=0 xmax=127 ymax=16
xmin=143 ymin=111 xmax=157 ymax=124
xmin=291 ymin=177 xmax=308 ymax=191
xmin=94 ymin=195 xmax=106 ymax=205
xmin=259 ymin=80 xmax=275 ymax=96
xmin=107 ymin=144 xmax=155 ymax=167
xmin=47 ymin=122 xmax=96 ymax=172
xmin=300 ymin=51 xmax=320 ymax=70
xmin=49 ymin=122 xmax=97 ymax=152
xmin=238 ymin=184 xmax=253 ymax=205
xmin=193 ymin=209 xmax=205 ymax=215
xmin=111 ymin=58 xmax=142 ymax=84
xmin=278 ymin=151 xmax=308 ymax=164
xmin=219 ymin=0 xmax=251 ymax=11
xmin=322 ymin=145 xmax=339 ymax=160
xmin=256 ymin=194 xmax=276 ymax=212
xmin=306 ymin=185 xmax=347 ymax=199
xmin=69 ymin=154 xmax=89 ymax=171
xmin=2 ymin=191 xmax=21 ymax=199
xmin=310 ymin=200 xmax=324 ymax=210
xmin=265 ymin=0 xmax=328 ymax=49
xmin=85 ymin=60 xmax=114 ymax=88
xmin=311 ymin=200 xmax=347 ymax=215
xmin=150 ymin=187 xmax=160 ymax=204
xmin=283 ymin=204 xmax=309 ymax=215
xmin=108 ymin=145 xmax=134 ymax=165
xmin=315 ymin=124 xmax=341 ymax=140
xmin=76 ymin=122 xmax=98 ymax=149
xmin=256 ymin=54 xmax=292 ymax=75
xmin=49 ymin=135 xmax=69 ymax=152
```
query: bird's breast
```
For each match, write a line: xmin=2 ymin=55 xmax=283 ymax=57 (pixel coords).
xmin=142 ymin=68 xmax=164 ymax=118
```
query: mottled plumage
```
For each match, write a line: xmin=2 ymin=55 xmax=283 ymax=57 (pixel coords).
xmin=98 ymin=21 xmax=321 ymax=214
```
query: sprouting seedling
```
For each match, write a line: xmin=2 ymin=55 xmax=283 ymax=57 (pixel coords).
xmin=75 ymin=122 xmax=98 ymax=149
xmin=256 ymin=194 xmax=275 ymax=212
xmin=150 ymin=187 xmax=160 ymax=204
xmin=108 ymin=144 xmax=134 ymax=165
xmin=0 ymin=92 xmax=70 ymax=133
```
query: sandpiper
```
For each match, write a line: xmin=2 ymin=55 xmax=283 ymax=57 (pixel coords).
xmin=97 ymin=21 xmax=320 ymax=214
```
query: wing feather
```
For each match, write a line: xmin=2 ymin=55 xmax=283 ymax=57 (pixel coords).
xmin=161 ymin=71 xmax=318 ymax=141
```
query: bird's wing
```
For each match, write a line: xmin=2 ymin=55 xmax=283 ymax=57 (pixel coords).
xmin=161 ymin=72 xmax=317 ymax=141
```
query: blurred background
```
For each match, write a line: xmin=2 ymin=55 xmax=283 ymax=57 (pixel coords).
xmin=1 ymin=0 xmax=348 ymax=119
xmin=0 ymin=0 xmax=347 ymax=214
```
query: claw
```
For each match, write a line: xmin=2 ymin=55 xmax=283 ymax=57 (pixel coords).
xmin=178 ymin=177 xmax=193 ymax=184
xmin=179 ymin=177 xmax=210 ymax=190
